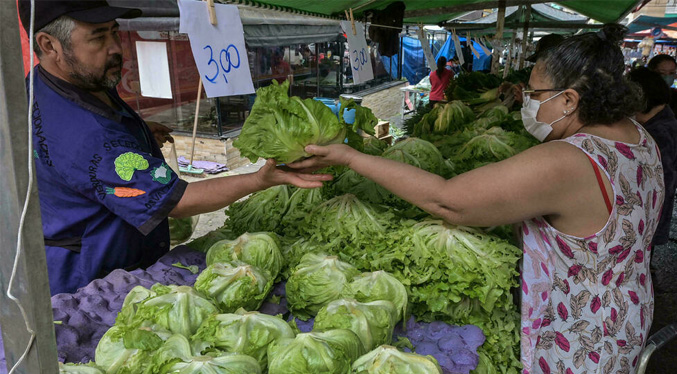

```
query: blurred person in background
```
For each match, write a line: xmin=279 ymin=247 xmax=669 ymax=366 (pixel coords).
xmin=628 ymin=67 xmax=677 ymax=248
xmin=428 ymin=56 xmax=453 ymax=107
xmin=649 ymin=54 xmax=677 ymax=115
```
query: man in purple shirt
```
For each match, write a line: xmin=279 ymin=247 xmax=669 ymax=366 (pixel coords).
xmin=19 ymin=0 xmax=329 ymax=295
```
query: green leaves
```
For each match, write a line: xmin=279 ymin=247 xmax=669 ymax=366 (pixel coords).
xmin=224 ymin=186 xmax=291 ymax=237
xmin=285 ymin=253 xmax=359 ymax=320
xmin=352 ymin=345 xmax=443 ymax=374
xmin=194 ymin=263 xmax=273 ymax=313
xmin=191 ymin=309 xmax=294 ymax=369
xmin=267 ymin=330 xmax=365 ymax=374
xmin=233 ymin=81 xmax=341 ymax=164
xmin=206 ymin=232 xmax=284 ymax=280
xmin=314 ymin=299 xmax=398 ymax=351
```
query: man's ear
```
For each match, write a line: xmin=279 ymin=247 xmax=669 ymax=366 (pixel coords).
xmin=35 ymin=32 xmax=62 ymax=60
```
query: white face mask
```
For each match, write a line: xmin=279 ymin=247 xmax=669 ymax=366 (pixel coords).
xmin=521 ymin=90 xmax=567 ymax=142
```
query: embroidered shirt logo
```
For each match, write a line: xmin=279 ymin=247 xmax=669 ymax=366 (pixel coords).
xmin=105 ymin=186 xmax=146 ymax=197
xmin=114 ymin=152 xmax=149 ymax=181
xmin=151 ymin=164 xmax=173 ymax=184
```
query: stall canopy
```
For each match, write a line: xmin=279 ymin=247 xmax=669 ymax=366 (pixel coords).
xmin=442 ymin=3 xmax=590 ymax=33
xmin=111 ymin=0 xmax=343 ymax=47
xmin=626 ymin=15 xmax=677 ymax=34
xmin=216 ymin=0 xmax=644 ymax=25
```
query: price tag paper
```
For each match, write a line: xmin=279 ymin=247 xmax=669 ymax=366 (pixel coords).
xmin=178 ymin=0 xmax=254 ymax=97
xmin=341 ymin=21 xmax=374 ymax=84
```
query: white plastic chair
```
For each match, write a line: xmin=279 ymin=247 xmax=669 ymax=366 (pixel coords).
xmin=636 ymin=323 xmax=677 ymax=374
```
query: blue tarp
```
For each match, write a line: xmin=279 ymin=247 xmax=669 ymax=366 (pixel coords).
xmin=381 ymin=36 xmax=442 ymax=84
xmin=435 ymin=34 xmax=492 ymax=72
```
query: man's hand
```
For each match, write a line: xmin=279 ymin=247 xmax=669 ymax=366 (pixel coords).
xmin=146 ymin=121 xmax=174 ymax=148
xmin=256 ymin=159 xmax=333 ymax=189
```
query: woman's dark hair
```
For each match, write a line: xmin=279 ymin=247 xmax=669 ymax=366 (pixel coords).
xmin=436 ymin=56 xmax=447 ymax=78
xmin=539 ymin=24 xmax=643 ymax=126
xmin=648 ymin=54 xmax=676 ymax=71
xmin=628 ymin=67 xmax=670 ymax=114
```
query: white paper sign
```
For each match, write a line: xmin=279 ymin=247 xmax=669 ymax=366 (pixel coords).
xmin=178 ymin=0 xmax=254 ymax=98
xmin=416 ymin=27 xmax=436 ymax=71
xmin=477 ymin=36 xmax=492 ymax=56
xmin=135 ymin=41 xmax=173 ymax=99
xmin=341 ymin=21 xmax=374 ymax=84
xmin=452 ymin=30 xmax=464 ymax=65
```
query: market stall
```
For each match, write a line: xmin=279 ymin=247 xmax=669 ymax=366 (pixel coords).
xmin=4 ymin=1 xmax=671 ymax=374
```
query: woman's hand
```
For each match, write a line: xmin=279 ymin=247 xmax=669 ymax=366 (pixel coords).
xmin=256 ymin=159 xmax=333 ymax=189
xmin=287 ymin=144 xmax=359 ymax=173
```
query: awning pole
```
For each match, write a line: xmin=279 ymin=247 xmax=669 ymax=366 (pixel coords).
xmin=0 ymin=0 xmax=59 ymax=372
xmin=491 ymin=0 xmax=507 ymax=75
xmin=504 ymin=30 xmax=517 ymax=78
xmin=518 ymin=5 xmax=531 ymax=69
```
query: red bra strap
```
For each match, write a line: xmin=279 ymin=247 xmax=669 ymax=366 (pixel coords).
xmin=586 ymin=154 xmax=612 ymax=214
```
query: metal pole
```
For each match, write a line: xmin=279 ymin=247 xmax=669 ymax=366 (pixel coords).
xmin=398 ymin=35 xmax=403 ymax=80
xmin=215 ymin=97 xmax=223 ymax=137
xmin=504 ymin=30 xmax=517 ymax=79
xmin=491 ymin=0 xmax=507 ymax=75
xmin=0 ymin=1 xmax=59 ymax=373
xmin=315 ymin=43 xmax=320 ymax=97
xmin=518 ymin=5 xmax=531 ymax=69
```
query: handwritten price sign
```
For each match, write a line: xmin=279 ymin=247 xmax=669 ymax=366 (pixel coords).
xmin=178 ymin=0 xmax=254 ymax=97
xmin=341 ymin=21 xmax=374 ymax=84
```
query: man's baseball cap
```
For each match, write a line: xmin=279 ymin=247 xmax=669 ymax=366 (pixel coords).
xmin=526 ymin=34 xmax=565 ymax=63
xmin=18 ymin=0 xmax=141 ymax=34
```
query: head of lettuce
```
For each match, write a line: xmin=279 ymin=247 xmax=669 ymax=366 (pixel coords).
xmin=234 ymin=80 xmax=376 ymax=164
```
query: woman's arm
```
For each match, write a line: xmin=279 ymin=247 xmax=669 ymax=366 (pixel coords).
xmin=291 ymin=142 xmax=589 ymax=227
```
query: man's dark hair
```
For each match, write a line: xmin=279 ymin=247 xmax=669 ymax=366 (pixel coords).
xmin=628 ymin=67 xmax=671 ymax=114
xmin=539 ymin=24 xmax=643 ymax=126
xmin=648 ymin=54 xmax=677 ymax=71
xmin=33 ymin=16 xmax=75 ymax=56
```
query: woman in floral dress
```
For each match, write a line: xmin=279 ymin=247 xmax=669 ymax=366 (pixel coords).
xmin=290 ymin=24 xmax=662 ymax=373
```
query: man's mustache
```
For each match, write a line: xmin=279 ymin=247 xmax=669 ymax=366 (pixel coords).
xmin=105 ymin=54 xmax=123 ymax=71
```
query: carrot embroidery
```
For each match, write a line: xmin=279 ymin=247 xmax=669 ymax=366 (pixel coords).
xmin=105 ymin=186 xmax=146 ymax=197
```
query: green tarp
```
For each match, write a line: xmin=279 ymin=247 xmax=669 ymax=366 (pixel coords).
xmin=225 ymin=0 xmax=642 ymax=25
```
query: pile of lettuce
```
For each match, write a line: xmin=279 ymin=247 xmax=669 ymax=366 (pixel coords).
xmin=165 ymin=84 xmax=530 ymax=373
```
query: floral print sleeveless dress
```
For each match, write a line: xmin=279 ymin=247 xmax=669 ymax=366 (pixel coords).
xmin=520 ymin=122 xmax=664 ymax=374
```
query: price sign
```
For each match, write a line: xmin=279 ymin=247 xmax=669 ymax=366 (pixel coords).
xmin=341 ymin=21 xmax=374 ymax=84
xmin=178 ymin=0 xmax=254 ymax=97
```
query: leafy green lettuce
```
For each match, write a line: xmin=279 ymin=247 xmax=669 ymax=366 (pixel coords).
xmin=150 ymin=334 xmax=263 ymax=374
xmin=192 ymin=309 xmax=294 ymax=369
xmin=233 ymin=81 xmax=376 ymax=164
xmin=314 ymin=299 xmax=397 ymax=351
xmin=267 ymin=330 xmax=365 ymax=374
xmin=343 ymin=271 xmax=408 ymax=323
xmin=224 ymin=186 xmax=291 ymax=237
xmin=194 ymin=262 xmax=273 ymax=313
xmin=206 ymin=232 xmax=284 ymax=279
xmin=115 ymin=284 xmax=218 ymax=338
xmin=285 ymin=253 xmax=359 ymax=320
xmin=352 ymin=345 xmax=442 ymax=374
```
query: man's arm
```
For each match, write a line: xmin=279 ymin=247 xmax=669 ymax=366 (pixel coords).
xmin=169 ymin=159 xmax=331 ymax=218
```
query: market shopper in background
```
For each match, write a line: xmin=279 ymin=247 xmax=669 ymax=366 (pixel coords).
xmin=428 ymin=56 xmax=453 ymax=107
xmin=648 ymin=54 xmax=677 ymax=115
xmin=292 ymin=24 xmax=661 ymax=373
xmin=628 ymin=67 xmax=677 ymax=248
xmin=19 ymin=0 xmax=329 ymax=295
